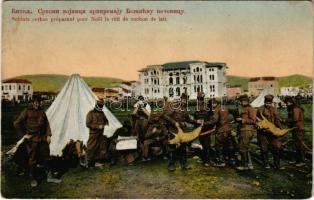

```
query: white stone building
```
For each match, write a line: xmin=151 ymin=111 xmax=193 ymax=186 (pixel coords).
xmin=280 ymin=87 xmax=300 ymax=96
xmin=1 ymin=79 xmax=33 ymax=102
xmin=137 ymin=61 xmax=227 ymax=100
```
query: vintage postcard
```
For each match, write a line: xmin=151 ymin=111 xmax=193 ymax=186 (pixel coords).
xmin=1 ymin=1 xmax=313 ymax=199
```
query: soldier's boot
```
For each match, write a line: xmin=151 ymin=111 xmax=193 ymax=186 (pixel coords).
xmin=168 ymin=151 xmax=176 ymax=172
xmin=236 ymin=152 xmax=249 ymax=171
xmin=273 ymin=152 xmax=285 ymax=170
xmin=295 ymin=150 xmax=306 ymax=167
xmin=215 ymin=149 xmax=226 ymax=167
xmin=247 ymin=152 xmax=254 ymax=170
xmin=202 ymin=148 xmax=210 ymax=167
xmin=228 ymin=150 xmax=236 ymax=166
xmin=180 ymin=148 xmax=191 ymax=170
xmin=87 ymin=160 xmax=95 ymax=168
xmin=261 ymin=152 xmax=270 ymax=169
xmin=29 ymin=174 xmax=38 ymax=188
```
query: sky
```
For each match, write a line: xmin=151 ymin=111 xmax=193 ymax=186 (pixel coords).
xmin=2 ymin=1 xmax=313 ymax=81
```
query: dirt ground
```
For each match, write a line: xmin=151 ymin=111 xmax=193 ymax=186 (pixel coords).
xmin=1 ymin=154 xmax=312 ymax=199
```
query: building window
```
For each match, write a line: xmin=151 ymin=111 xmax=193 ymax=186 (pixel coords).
xmin=176 ymin=87 xmax=180 ymax=96
xmin=169 ymin=88 xmax=174 ymax=97
xmin=183 ymin=77 xmax=187 ymax=84
xmin=169 ymin=77 xmax=173 ymax=85
xmin=196 ymin=67 xmax=199 ymax=72
xmin=176 ymin=77 xmax=180 ymax=85
xmin=9 ymin=85 xmax=11 ymax=90
xmin=183 ymin=87 xmax=187 ymax=94
xmin=213 ymin=85 xmax=215 ymax=92
xmin=169 ymin=73 xmax=173 ymax=76
xmin=1 ymin=86 xmax=3 ymax=91
xmin=200 ymin=75 xmax=203 ymax=83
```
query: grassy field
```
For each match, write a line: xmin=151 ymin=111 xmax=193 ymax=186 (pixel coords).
xmin=1 ymin=103 xmax=312 ymax=198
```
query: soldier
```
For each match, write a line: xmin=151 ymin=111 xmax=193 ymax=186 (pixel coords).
xmin=284 ymin=96 xmax=306 ymax=167
xmin=142 ymin=114 xmax=168 ymax=161
xmin=194 ymin=99 xmax=214 ymax=167
xmin=14 ymin=96 xmax=55 ymax=187
xmin=108 ymin=120 xmax=138 ymax=165
xmin=257 ymin=94 xmax=284 ymax=170
xmin=86 ymin=98 xmax=109 ymax=168
xmin=236 ymin=94 xmax=257 ymax=171
xmin=163 ymin=93 xmax=198 ymax=171
xmin=208 ymin=98 xmax=234 ymax=167
xmin=133 ymin=95 xmax=151 ymax=147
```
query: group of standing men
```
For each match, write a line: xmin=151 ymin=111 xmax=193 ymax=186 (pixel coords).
xmin=13 ymin=91 xmax=307 ymax=187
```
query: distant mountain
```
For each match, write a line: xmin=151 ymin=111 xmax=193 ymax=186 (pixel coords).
xmin=227 ymin=74 xmax=312 ymax=90
xmin=10 ymin=74 xmax=123 ymax=92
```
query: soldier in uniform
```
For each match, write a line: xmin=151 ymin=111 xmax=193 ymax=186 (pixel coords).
xmin=142 ymin=114 xmax=168 ymax=161
xmin=257 ymin=94 xmax=284 ymax=169
xmin=208 ymin=98 xmax=234 ymax=167
xmin=193 ymin=98 xmax=214 ymax=167
xmin=163 ymin=93 xmax=198 ymax=171
xmin=14 ymin=96 xmax=53 ymax=187
xmin=86 ymin=98 xmax=109 ymax=168
xmin=284 ymin=96 xmax=306 ymax=167
xmin=108 ymin=120 xmax=138 ymax=165
xmin=235 ymin=94 xmax=257 ymax=170
xmin=133 ymin=95 xmax=151 ymax=149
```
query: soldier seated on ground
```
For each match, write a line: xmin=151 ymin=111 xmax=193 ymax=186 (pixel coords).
xmin=108 ymin=120 xmax=139 ymax=165
xmin=48 ymin=140 xmax=86 ymax=179
xmin=141 ymin=114 xmax=168 ymax=161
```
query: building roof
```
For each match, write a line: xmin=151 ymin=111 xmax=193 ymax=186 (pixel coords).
xmin=121 ymin=81 xmax=132 ymax=86
xmin=162 ymin=61 xmax=200 ymax=71
xmin=249 ymin=77 xmax=277 ymax=82
xmin=92 ymin=88 xmax=105 ymax=92
xmin=3 ymin=79 xmax=32 ymax=84
xmin=138 ymin=61 xmax=227 ymax=72
xmin=105 ymin=88 xmax=118 ymax=93
xmin=92 ymin=87 xmax=119 ymax=93
xmin=122 ymin=88 xmax=130 ymax=93
xmin=162 ymin=61 xmax=226 ymax=71
xmin=33 ymin=91 xmax=58 ymax=95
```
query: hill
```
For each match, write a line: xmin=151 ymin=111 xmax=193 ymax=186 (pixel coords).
xmin=6 ymin=74 xmax=312 ymax=92
xmin=11 ymin=74 xmax=123 ymax=92
xmin=278 ymin=74 xmax=312 ymax=88
xmin=227 ymin=74 xmax=312 ymax=90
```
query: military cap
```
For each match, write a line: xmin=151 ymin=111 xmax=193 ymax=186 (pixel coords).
xmin=239 ymin=94 xmax=249 ymax=102
xmin=31 ymin=95 xmax=41 ymax=102
xmin=264 ymin=94 xmax=274 ymax=103
xmin=138 ymin=95 xmax=144 ymax=101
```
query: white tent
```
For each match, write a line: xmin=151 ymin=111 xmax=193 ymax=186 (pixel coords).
xmin=250 ymin=87 xmax=284 ymax=108
xmin=48 ymin=74 xmax=122 ymax=155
